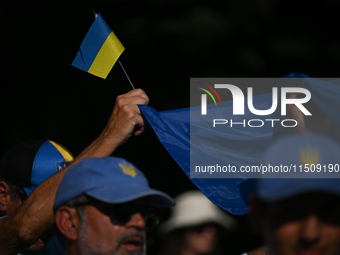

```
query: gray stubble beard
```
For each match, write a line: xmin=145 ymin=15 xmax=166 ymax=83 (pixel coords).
xmin=76 ymin=217 xmax=146 ymax=255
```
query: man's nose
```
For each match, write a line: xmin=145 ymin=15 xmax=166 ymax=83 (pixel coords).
xmin=299 ymin=214 xmax=321 ymax=247
xmin=126 ymin=212 xmax=146 ymax=229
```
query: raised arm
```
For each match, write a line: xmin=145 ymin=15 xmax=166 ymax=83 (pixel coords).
xmin=0 ymin=89 xmax=149 ymax=255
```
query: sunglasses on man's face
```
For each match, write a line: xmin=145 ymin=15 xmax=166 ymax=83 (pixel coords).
xmin=74 ymin=201 xmax=162 ymax=229
xmin=110 ymin=203 xmax=162 ymax=229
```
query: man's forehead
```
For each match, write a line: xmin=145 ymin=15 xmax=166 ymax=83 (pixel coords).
xmin=89 ymin=196 xmax=153 ymax=207
xmin=263 ymin=192 xmax=340 ymax=227
xmin=128 ymin=197 xmax=151 ymax=206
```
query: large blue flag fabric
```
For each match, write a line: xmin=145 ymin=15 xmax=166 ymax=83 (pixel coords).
xmin=139 ymin=93 xmax=274 ymax=215
xmin=139 ymin=73 xmax=340 ymax=215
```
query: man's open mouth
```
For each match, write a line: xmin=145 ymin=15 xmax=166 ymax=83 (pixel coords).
xmin=121 ymin=236 xmax=143 ymax=250
xmin=297 ymin=248 xmax=323 ymax=255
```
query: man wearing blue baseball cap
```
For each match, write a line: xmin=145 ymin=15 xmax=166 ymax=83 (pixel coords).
xmin=0 ymin=89 xmax=149 ymax=255
xmin=248 ymin=132 xmax=340 ymax=255
xmin=54 ymin=156 xmax=174 ymax=255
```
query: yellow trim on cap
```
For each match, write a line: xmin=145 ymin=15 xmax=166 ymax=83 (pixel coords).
xmin=49 ymin=141 xmax=74 ymax=162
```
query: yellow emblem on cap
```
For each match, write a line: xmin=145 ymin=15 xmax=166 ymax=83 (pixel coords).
xmin=300 ymin=146 xmax=320 ymax=165
xmin=118 ymin=163 xmax=137 ymax=178
xmin=56 ymin=161 xmax=72 ymax=172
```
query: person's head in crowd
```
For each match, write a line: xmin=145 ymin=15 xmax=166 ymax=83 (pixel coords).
xmin=0 ymin=138 xmax=73 ymax=216
xmin=157 ymin=190 xmax=237 ymax=255
xmin=248 ymin=133 xmax=340 ymax=255
xmin=53 ymin=156 xmax=174 ymax=255
xmin=0 ymin=138 xmax=73 ymax=252
xmin=285 ymin=80 xmax=340 ymax=140
xmin=288 ymin=93 xmax=334 ymax=135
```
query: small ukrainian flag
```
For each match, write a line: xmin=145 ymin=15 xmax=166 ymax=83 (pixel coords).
xmin=72 ymin=14 xmax=125 ymax=79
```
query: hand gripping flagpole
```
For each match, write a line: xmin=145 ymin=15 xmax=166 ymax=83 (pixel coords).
xmin=91 ymin=8 xmax=135 ymax=90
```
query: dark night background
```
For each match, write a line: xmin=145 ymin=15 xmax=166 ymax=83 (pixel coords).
xmin=1 ymin=0 xmax=340 ymax=254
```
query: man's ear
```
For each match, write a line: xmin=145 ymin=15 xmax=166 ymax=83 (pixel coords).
xmin=248 ymin=195 xmax=265 ymax=235
xmin=0 ymin=181 xmax=10 ymax=213
xmin=55 ymin=206 xmax=82 ymax=241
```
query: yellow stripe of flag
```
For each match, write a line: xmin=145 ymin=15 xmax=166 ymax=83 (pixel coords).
xmin=88 ymin=31 xmax=125 ymax=79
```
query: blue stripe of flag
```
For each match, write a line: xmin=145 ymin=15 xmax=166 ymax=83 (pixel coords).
xmin=72 ymin=14 xmax=112 ymax=72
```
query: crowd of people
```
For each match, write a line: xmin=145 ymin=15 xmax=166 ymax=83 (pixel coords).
xmin=1 ymin=88 xmax=340 ymax=255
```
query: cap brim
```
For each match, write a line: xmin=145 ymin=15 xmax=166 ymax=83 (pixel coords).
xmin=258 ymin=178 xmax=340 ymax=202
xmin=23 ymin=186 xmax=34 ymax=196
xmin=85 ymin=185 xmax=175 ymax=207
